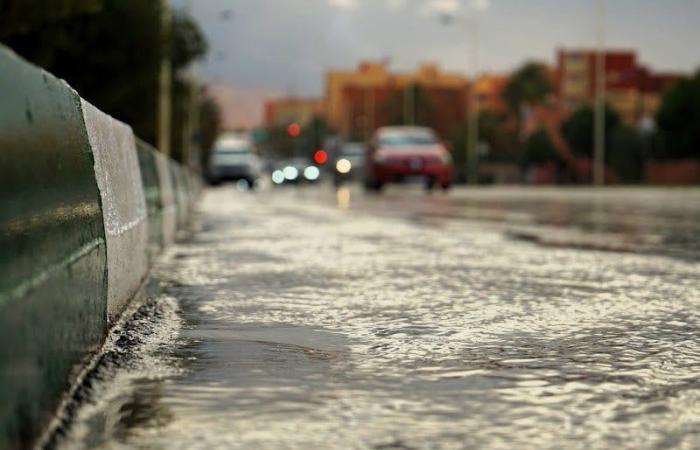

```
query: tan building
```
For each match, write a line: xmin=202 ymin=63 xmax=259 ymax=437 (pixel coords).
xmin=473 ymin=73 xmax=509 ymax=113
xmin=325 ymin=61 xmax=469 ymax=137
xmin=263 ymin=96 xmax=323 ymax=128
xmin=556 ymin=48 xmax=681 ymax=125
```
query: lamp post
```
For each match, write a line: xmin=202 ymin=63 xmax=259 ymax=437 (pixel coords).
xmin=438 ymin=5 xmax=484 ymax=185
xmin=467 ymin=18 xmax=480 ymax=185
xmin=364 ymin=83 xmax=375 ymax=140
xmin=404 ymin=82 xmax=415 ymax=126
xmin=157 ymin=0 xmax=172 ymax=156
xmin=593 ymin=0 xmax=607 ymax=186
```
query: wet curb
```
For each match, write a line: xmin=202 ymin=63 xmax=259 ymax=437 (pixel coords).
xmin=0 ymin=45 xmax=200 ymax=449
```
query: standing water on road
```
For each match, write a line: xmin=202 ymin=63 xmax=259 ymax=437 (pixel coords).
xmin=59 ymin=186 xmax=700 ymax=450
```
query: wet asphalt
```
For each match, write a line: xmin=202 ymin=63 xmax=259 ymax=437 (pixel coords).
xmin=58 ymin=184 xmax=700 ymax=450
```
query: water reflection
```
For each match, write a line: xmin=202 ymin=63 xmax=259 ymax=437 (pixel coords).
xmin=336 ymin=186 xmax=351 ymax=210
xmin=60 ymin=187 xmax=700 ymax=450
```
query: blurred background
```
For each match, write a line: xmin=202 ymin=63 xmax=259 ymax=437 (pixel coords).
xmin=2 ymin=0 xmax=699 ymax=187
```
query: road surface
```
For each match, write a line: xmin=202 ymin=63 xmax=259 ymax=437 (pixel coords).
xmin=58 ymin=184 xmax=700 ymax=450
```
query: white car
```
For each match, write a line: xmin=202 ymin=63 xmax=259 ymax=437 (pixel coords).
xmin=207 ymin=136 xmax=262 ymax=187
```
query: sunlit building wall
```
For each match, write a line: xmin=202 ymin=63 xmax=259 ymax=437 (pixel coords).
xmin=473 ymin=73 xmax=509 ymax=114
xmin=325 ymin=61 xmax=469 ymax=138
xmin=556 ymin=48 xmax=682 ymax=126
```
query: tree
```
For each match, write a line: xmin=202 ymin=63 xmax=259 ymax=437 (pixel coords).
xmin=522 ymin=129 xmax=558 ymax=165
xmin=609 ymin=127 xmax=645 ymax=182
xmin=655 ymin=70 xmax=700 ymax=160
xmin=451 ymin=111 xmax=516 ymax=160
xmin=561 ymin=105 xmax=620 ymax=158
xmin=561 ymin=105 xmax=646 ymax=182
xmin=1 ymin=0 xmax=209 ymax=153
xmin=502 ymin=62 xmax=553 ymax=114
xmin=0 ymin=0 xmax=103 ymax=63
xmin=449 ymin=110 xmax=518 ymax=181
xmin=198 ymin=95 xmax=222 ymax=170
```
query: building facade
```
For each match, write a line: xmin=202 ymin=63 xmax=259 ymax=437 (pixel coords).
xmin=473 ymin=73 xmax=509 ymax=114
xmin=325 ymin=61 xmax=469 ymax=139
xmin=556 ymin=49 xmax=681 ymax=125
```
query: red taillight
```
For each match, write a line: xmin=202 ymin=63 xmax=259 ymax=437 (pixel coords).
xmin=313 ymin=149 xmax=328 ymax=165
xmin=287 ymin=123 xmax=301 ymax=137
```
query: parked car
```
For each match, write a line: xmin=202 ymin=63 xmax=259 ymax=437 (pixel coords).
xmin=363 ymin=126 xmax=453 ymax=191
xmin=207 ymin=135 xmax=262 ymax=187
xmin=333 ymin=141 xmax=365 ymax=185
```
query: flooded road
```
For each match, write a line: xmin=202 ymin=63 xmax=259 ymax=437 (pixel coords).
xmin=59 ymin=185 xmax=700 ymax=450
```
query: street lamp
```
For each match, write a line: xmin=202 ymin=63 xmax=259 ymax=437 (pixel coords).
xmin=157 ymin=0 xmax=172 ymax=157
xmin=593 ymin=0 xmax=607 ymax=186
xmin=438 ymin=11 xmax=482 ymax=185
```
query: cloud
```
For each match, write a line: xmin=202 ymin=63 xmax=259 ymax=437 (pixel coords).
xmin=386 ymin=0 xmax=407 ymax=11
xmin=328 ymin=0 xmax=360 ymax=10
xmin=422 ymin=0 xmax=490 ymax=16
xmin=424 ymin=0 xmax=461 ymax=14
xmin=472 ymin=0 xmax=490 ymax=12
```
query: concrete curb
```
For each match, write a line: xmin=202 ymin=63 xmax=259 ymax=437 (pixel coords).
xmin=0 ymin=45 xmax=199 ymax=449
xmin=82 ymin=100 xmax=149 ymax=323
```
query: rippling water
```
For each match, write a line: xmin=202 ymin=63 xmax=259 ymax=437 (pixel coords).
xmin=59 ymin=186 xmax=700 ymax=450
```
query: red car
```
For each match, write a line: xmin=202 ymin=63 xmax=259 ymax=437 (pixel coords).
xmin=364 ymin=126 xmax=454 ymax=191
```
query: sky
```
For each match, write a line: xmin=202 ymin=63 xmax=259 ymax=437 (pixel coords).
xmin=172 ymin=0 xmax=700 ymax=126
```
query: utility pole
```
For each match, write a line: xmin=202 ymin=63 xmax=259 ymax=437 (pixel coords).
xmin=593 ymin=0 xmax=607 ymax=186
xmin=439 ymin=11 xmax=482 ymax=185
xmin=467 ymin=19 xmax=480 ymax=185
xmin=157 ymin=0 xmax=172 ymax=156
xmin=181 ymin=0 xmax=200 ymax=170
xmin=364 ymin=83 xmax=375 ymax=140
xmin=404 ymin=82 xmax=415 ymax=125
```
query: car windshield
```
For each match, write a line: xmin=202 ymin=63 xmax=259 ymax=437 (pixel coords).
xmin=215 ymin=142 xmax=251 ymax=155
xmin=378 ymin=130 xmax=438 ymax=147
xmin=341 ymin=143 xmax=365 ymax=156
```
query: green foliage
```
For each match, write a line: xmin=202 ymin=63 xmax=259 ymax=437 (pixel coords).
xmin=198 ymin=95 xmax=221 ymax=169
xmin=523 ymin=129 xmax=558 ymax=165
xmin=1 ymin=0 xmax=209 ymax=154
xmin=561 ymin=105 xmax=620 ymax=158
xmin=655 ymin=70 xmax=700 ymax=160
xmin=476 ymin=110 xmax=518 ymax=162
xmin=171 ymin=11 xmax=208 ymax=71
xmin=609 ymin=127 xmax=645 ymax=182
xmin=450 ymin=110 xmax=517 ymax=180
xmin=503 ymin=62 xmax=553 ymax=113
xmin=0 ymin=0 xmax=103 ymax=42
xmin=560 ymin=104 xmax=646 ymax=182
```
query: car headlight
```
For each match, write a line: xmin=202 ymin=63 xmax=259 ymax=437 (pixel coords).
xmin=304 ymin=166 xmax=320 ymax=181
xmin=439 ymin=152 xmax=453 ymax=164
xmin=336 ymin=158 xmax=352 ymax=174
xmin=271 ymin=170 xmax=285 ymax=184
xmin=283 ymin=166 xmax=299 ymax=180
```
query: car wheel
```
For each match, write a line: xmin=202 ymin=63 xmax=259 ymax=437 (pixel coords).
xmin=364 ymin=179 xmax=383 ymax=192
xmin=441 ymin=182 xmax=452 ymax=191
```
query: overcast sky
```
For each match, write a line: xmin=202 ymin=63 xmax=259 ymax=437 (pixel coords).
xmin=172 ymin=0 xmax=699 ymax=113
